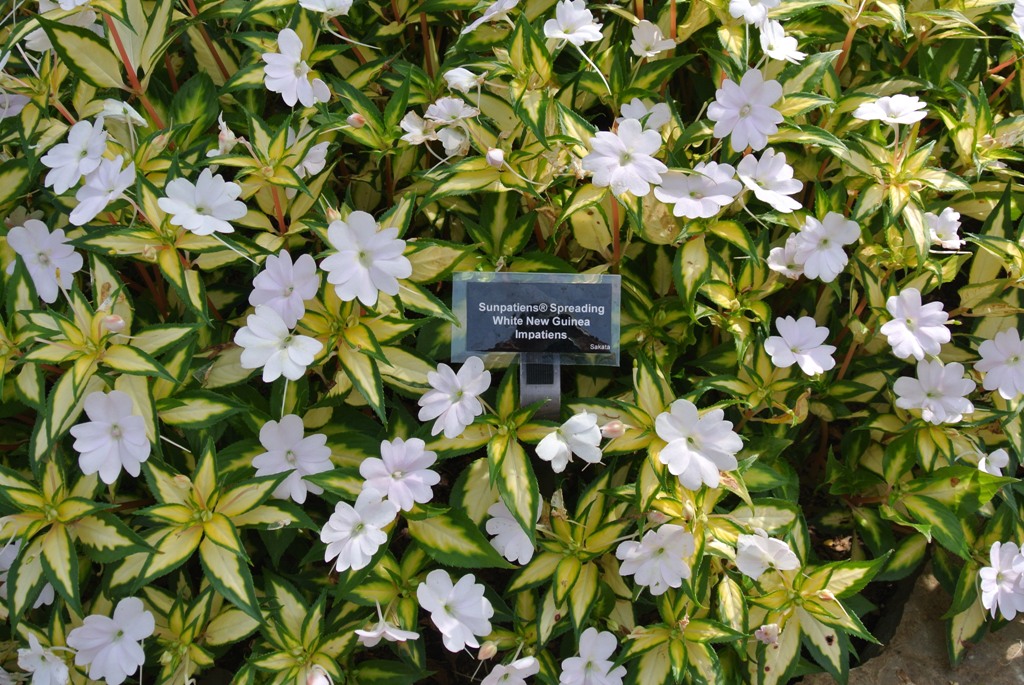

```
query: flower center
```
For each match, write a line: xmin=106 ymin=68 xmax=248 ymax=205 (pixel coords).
xmin=110 ymin=424 xmax=123 ymax=439
xmin=285 ymin=450 xmax=297 ymax=465
xmin=37 ymin=252 xmax=51 ymax=267
xmin=739 ymin=104 xmax=752 ymax=117
xmin=619 ymin=151 xmax=633 ymax=166
xmin=392 ymin=470 xmax=404 ymax=479
xmin=353 ymin=522 xmax=365 ymax=534
xmin=283 ymin=285 xmax=295 ymax=297
xmin=281 ymin=335 xmax=293 ymax=349
xmin=195 ymin=205 xmax=208 ymax=214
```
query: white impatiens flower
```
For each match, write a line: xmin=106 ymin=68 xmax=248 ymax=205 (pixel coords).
xmin=558 ymin=627 xmax=627 ymax=685
xmin=617 ymin=98 xmax=671 ymax=131
xmin=66 ymin=597 xmax=155 ymax=685
xmin=299 ymin=0 xmax=353 ymax=17
xmin=759 ymin=20 xmax=805 ymax=63
xmin=424 ymin=96 xmax=480 ymax=125
xmin=482 ymin=657 xmax=540 ymax=685
xmin=736 ymin=148 xmax=802 ymax=213
xmin=157 ymin=168 xmax=247 ymax=236
xmin=763 ymin=316 xmax=836 ymax=375
xmin=980 ymin=541 xmax=1024 ymax=620
xmin=320 ymin=210 xmax=412 ymax=307
xmin=0 ymin=540 xmax=54 ymax=608
xmin=206 ymin=113 xmax=239 ymax=158
xmin=321 ymin=489 xmax=399 ymax=572
xmin=69 ymin=390 xmax=151 ymax=484
xmin=70 ymin=156 xmax=135 ymax=226
xmin=249 ymin=251 xmax=319 ymax=328
xmin=355 ymin=602 xmax=420 ymax=647
xmin=729 ymin=0 xmax=780 ymax=25
xmin=17 ymin=634 xmax=69 ymax=685
xmin=893 ymin=360 xmax=976 ymax=425
xmin=708 ymin=69 xmax=783 ymax=152
xmin=252 ymin=414 xmax=332 ymax=504
xmin=461 ymin=0 xmax=519 ymax=35
xmin=100 ymin=99 xmax=147 ymax=127
xmin=879 ymin=287 xmax=951 ymax=361
xmin=437 ymin=126 xmax=470 ymax=157
xmin=755 ymin=623 xmax=780 ymax=645
xmin=287 ymin=125 xmax=329 ymax=179
xmin=979 ymin=448 xmax=1011 ymax=478
xmin=536 ymin=412 xmax=603 ymax=473
xmin=925 ymin=207 xmax=965 ymax=250
xmin=852 ymin=94 xmax=927 ymax=126
xmin=5 ymin=220 xmax=83 ymax=303
xmin=25 ymin=0 xmax=102 ymax=53
xmin=262 ymin=28 xmax=330 ymax=108
xmin=630 ymin=19 xmax=674 ymax=58
xmin=40 ymin=116 xmax=107 ymax=195
xmin=234 ymin=305 xmax=323 ymax=382
xmin=766 ymin=233 xmax=805 ymax=280
xmin=615 ymin=524 xmax=694 ymax=595
xmin=976 ymin=328 xmax=1024 ymax=400
xmin=544 ymin=0 xmax=603 ymax=46
xmin=399 ymin=111 xmax=438 ymax=145
xmin=581 ymin=118 xmax=668 ymax=197
xmin=417 ymin=356 xmax=491 ymax=438
xmin=360 ymin=437 xmax=441 ymax=512
xmin=655 ymin=399 xmax=743 ymax=490
xmin=735 ymin=529 xmax=800 ymax=580
xmin=655 ymin=162 xmax=741 ymax=219
xmin=443 ymin=67 xmax=484 ymax=93
xmin=485 ymin=499 xmax=536 ymax=565
xmin=790 ymin=211 xmax=860 ymax=283
xmin=416 ymin=570 xmax=494 ymax=652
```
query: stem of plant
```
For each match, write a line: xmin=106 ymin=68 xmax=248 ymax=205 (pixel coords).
xmin=330 ymin=18 xmax=369 ymax=64
xmin=670 ymin=0 xmax=677 ymax=40
xmin=271 ymin=186 xmax=287 ymax=235
xmin=50 ymin=97 xmax=76 ymax=124
xmin=185 ymin=0 xmax=231 ymax=82
xmin=420 ymin=14 xmax=434 ymax=78
xmin=611 ymin=198 xmax=622 ymax=268
xmin=103 ymin=14 xmax=166 ymax=129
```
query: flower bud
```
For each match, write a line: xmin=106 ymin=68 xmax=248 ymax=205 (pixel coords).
xmin=477 ymin=641 xmax=498 ymax=660
xmin=325 ymin=207 xmax=342 ymax=223
xmin=754 ymin=623 xmax=779 ymax=645
xmin=306 ymin=666 xmax=332 ymax=685
xmin=646 ymin=510 xmax=670 ymax=525
xmin=817 ymin=589 xmax=836 ymax=602
xmin=600 ymin=420 xmax=626 ymax=439
xmin=101 ymin=315 xmax=126 ymax=334
xmin=347 ymin=113 xmax=366 ymax=128
xmin=485 ymin=148 xmax=505 ymax=168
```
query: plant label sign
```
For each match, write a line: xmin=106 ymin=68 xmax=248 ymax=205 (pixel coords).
xmin=451 ymin=272 xmax=621 ymax=366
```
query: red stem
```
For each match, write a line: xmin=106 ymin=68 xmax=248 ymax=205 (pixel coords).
xmin=103 ymin=14 xmax=166 ymax=129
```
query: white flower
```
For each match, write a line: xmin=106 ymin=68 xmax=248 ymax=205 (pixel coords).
xmin=754 ymin=623 xmax=780 ymax=645
xmin=262 ymin=28 xmax=330 ymax=108
xmin=399 ymin=111 xmax=438 ymax=145
xmin=544 ymin=0 xmax=603 ymax=46
xmin=925 ymin=207 xmax=964 ymax=250
xmin=617 ymin=98 xmax=671 ymax=131
xmin=206 ymin=113 xmax=239 ymax=158
xmin=766 ymin=233 xmax=805 ymax=280
xmin=25 ymin=0 xmax=102 ymax=53
xmin=735 ymin=529 xmax=800 ymax=580
xmin=70 ymin=156 xmax=134 ymax=226
xmin=485 ymin=499 xmax=536 ymax=565
xmin=482 ymin=657 xmax=539 ymax=685
xmin=69 ymin=390 xmax=151 ymax=484
xmin=558 ymin=627 xmax=626 ymax=685
xmin=630 ymin=19 xmax=674 ymax=57
xmin=5 ymin=220 xmax=83 ymax=303
xmin=728 ymin=0 xmax=780 ymax=25
xmin=790 ymin=211 xmax=860 ymax=283
xmin=66 ymin=597 xmax=155 ymax=685
xmin=287 ymin=126 xmax=329 ymax=178
xmin=320 ymin=210 xmax=412 ymax=306
xmin=437 ymin=126 xmax=470 ymax=157
xmin=157 ymin=168 xmax=247 ymax=236
xmin=979 ymin=448 xmax=1010 ymax=478
xmin=40 ymin=116 xmax=107 ymax=195
xmin=17 ymin=634 xmax=69 ymax=685
xmin=252 ymin=414 xmax=332 ymax=504
xmin=417 ymin=356 xmax=491 ymax=438
xmin=444 ymin=67 xmax=484 ymax=93
xmin=249 ymin=251 xmax=319 ymax=328
xmin=299 ymin=0 xmax=353 ymax=16
xmin=57 ymin=0 xmax=89 ymax=8
xmin=759 ymin=20 xmax=805 ymax=63
xmin=582 ymin=118 xmax=668 ymax=197
xmin=852 ymin=94 xmax=927 ymax=126
xmin=707 ymin=69 xmax=783 ymax=152
xmin=0 ymin=540 xmax=54 ymax=608
xmin=736 ymin=148 xmax=802 ymax=213
xmin=616 ymin=524 xmax=694 ymax=595
xmin=461 ymin=0 xmax=519 ymax=35
xmin=416 ymin=570 xmax=494 ymax=652
xmin=976 ymin=328 xmax=1024 ymax=400
xmin=321 ymin=489 xmax=398 ymax=572
xmin=0 ymin=92 xmax=29 ymax=120
xmin=424 ymin=97 xmax=480 ymax=125
xmin=763 ymin=316 xmax=836 ymax=375
xmin=879 ymin=287 xmax=951 ymax=361
xmin=355 ymin=602 xmax=419 ymax=647
xmin=536 ymin=412 xmax=603 ymax=473
xmin=100 ymin=100 xmax=146 ymax=126
xmin=655 ymin=399 xmax=743 ymax=490
xmin=893 ymin=360 xmax=976 ymax=425
xmin=980 ymin=541 xmax=1024 ymax=620
xmin=654 ymin=162 xmax=741 ymax=219
xmin=234 ymin=305 xmax=323 ymax=382
xmin=360 ymin=437 xmax=441 ymax=512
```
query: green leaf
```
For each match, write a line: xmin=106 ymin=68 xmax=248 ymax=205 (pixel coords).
xmin=902 ymin=494 xmax=970 ymax=558
xmin=102 ymin=344 xmax=176 ymax=381
xmin=199 ymin=536 xmax=262 ymax=621
xmin=40 ymin=525 xmax=81 ymax=613
xmin=406 ymin=509 xmax=512 ymax=569
xmin=73 ymin=512 xmax=150 ymax=562
xmin=38 ymin=17 xmax=125 ymax=89
xmin=156 ymin=391 xmax=242 ymax=428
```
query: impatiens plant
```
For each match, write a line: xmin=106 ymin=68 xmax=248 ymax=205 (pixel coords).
xmin=3 ymin=0 xmax=1024 ymax=682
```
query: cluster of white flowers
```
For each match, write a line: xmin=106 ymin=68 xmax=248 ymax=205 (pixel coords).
xmin=400 ymin=96 xmax=481 ymax=158
xmin=767 ymin=212 xmax=861 ymax=283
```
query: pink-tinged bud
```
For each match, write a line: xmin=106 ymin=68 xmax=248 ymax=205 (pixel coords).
xmin=485 ymin=148 xmax=505 ymax=168
xmin=817 ymin=590 xmax=836 ymax=602
xmin=601 ymin=420 xmax=626 ymax=439
xmin=306 ymin=666 xmax=332 ymax=685
xmin=325 ymin=207 xmax=342 ymax=223
xmin=101 ymin=315 xmax=126 ymax=333
xmin=754 ymin=623 xmax=779 ymax=645
xmin=647 ymin=510 xmax=670 ymax=525
xmin=347 ymin=113 xmax=366 ymax=128
xmin=477 ymin=641 xmax=498 ymax=660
